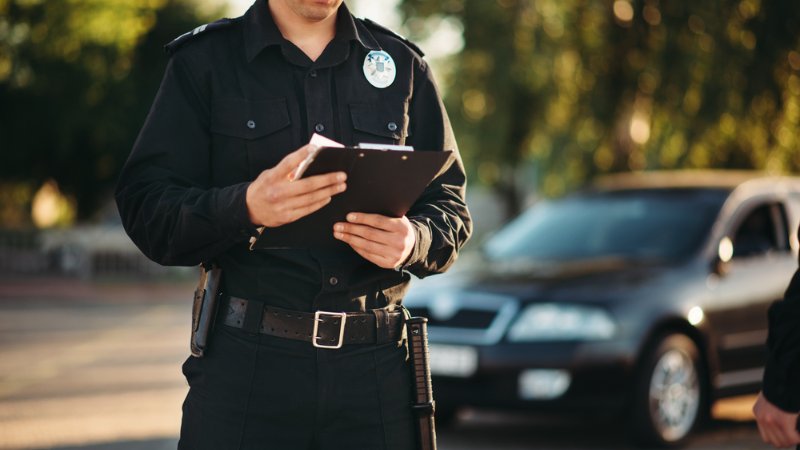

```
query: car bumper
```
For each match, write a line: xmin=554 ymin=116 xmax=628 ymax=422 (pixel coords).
xmin=430 ymin=339 xmax=639 ymax=414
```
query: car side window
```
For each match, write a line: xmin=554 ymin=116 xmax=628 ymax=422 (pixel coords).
xmin=732 ymin=203 xmax=789 ymax=258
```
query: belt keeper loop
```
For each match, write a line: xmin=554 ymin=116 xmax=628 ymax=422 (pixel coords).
xmin=373 ymin=308 xmax=390 ymax=344
xmin=242 ymin=299 xmax=264 ymax=334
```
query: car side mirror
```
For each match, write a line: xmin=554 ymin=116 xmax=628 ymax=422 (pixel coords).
xmin=712 ymin=236 xmax=734 ymax=276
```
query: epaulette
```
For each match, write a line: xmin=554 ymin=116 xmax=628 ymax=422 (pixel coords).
xmin=164 ymin=17 xmax=240 ymax=55
xmin=359 ymin=18 xmax=425 ymax=57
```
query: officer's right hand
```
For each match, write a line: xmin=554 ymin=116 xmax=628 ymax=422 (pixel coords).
xmin=246 ymin=144 xmax=347 ymax=228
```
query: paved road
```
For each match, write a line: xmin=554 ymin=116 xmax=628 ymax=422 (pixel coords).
xmin=0 ymin=278 xmax=771 ymax=450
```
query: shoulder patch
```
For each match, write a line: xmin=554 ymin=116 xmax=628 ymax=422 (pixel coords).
xmin=359 ymin=18 xmax=424 ymax=57
xmin=165 ymin=17 xmax=240 ymax=55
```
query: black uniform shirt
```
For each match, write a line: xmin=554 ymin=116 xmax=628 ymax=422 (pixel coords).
xmin=762 ymin=254 xmax=800 ymax=412
xmin=115 ymin=0 xmax=472 ymax=313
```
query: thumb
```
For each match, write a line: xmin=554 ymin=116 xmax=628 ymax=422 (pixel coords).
xmin=275 ymin=144 xmax=319 ymax=176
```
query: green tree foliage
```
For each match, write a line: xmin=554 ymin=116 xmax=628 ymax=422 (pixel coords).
xmin=0 ymin=0 xmax=217 ymax=222
xmin=400 ymin=0 xmax=800 ymax=217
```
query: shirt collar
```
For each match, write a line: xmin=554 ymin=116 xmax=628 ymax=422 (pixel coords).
xmin=244 ymin=0 xmax=379 ymax=63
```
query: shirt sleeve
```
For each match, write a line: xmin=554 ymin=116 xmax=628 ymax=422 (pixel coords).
xmin=401 ymin=59 xmax=473 ymax=278
xmin=115 ymin=51 xmax=257 ymax=266
xmin=762 ymin=259 xmax=800 ymax=412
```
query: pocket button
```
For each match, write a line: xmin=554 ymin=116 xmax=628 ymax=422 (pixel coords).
xmin=247 ymin=120 xmax=256 ymax=129
xmin=387 ymin=121 xmax=398 ymax=132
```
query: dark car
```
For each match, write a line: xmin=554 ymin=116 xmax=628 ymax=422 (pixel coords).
xmin=404 ymin=171 xmax=800 ymax=447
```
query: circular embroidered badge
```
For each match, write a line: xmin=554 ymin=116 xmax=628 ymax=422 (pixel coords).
xmin=363 ymin=50 xmax=396 ymax=89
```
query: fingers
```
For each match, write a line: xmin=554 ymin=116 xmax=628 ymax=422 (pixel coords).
xmin=349 ymin=245 xmax=394 ymax=268
xmin=286 ymin=196 xmax=332 ymax=223
xmin=753 ymin=393 xmax=800 ymax=448
xmin=767 ymin=423 xmax=798 ymax=448
xmin=257 ymin=171 xmax=345 ymax=209
xmin=266 ymin=176 xmax=345 ymax=224
xmin=257 ymin=143 xmax=345 ymax=200
xmin=755 ymin=422 xmax=769 ymax=446
xmin=333 ymin=226 xmax=399 ymax=269
xmin=763 ymin=426 xmax=786 ymax=448
xmin=282 ymin=180 xmax=346 ymax=211
xmin=275 ymin=144 xmax=318 ymax=176
xmin=754 ymin=393 xmax=782 ymax=447
xmin=246 ymin=144 xmax=349 ymax=227
xmin=285 ymin=171 xmax=346 ymax=197
xmin=343 ymin=212 xmax=403 ymax=232
xmin=338 ymin=230 xmax=395 ymax=268
xmin=778 ymin=417 xmax=800 ymax=447
xmin=334 ymin=228 xmax=392 ymax=256
xmin=334 ymin=222 xmax=395 ymax=244
xmin=334 ymin=213 xmax=415 ymax=268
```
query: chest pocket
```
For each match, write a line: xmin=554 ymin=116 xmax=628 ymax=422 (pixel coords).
xmin=349 ymin=103 xmax=409 ymax=146
xmin=210 ymin=97 xmax=292 ymax=182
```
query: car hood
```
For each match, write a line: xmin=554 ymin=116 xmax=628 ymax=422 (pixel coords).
xmin=410 ymin=256 xmax=676 ymax=304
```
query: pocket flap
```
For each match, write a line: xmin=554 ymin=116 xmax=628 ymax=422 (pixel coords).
xmin=350 ymin=103 xmax=405 ymax=140
xmin=211 ymin=97 xmax=291 ymax=139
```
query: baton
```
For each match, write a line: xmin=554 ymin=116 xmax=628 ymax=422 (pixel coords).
xmin=406 ymin=316 xmax=437 ymax=450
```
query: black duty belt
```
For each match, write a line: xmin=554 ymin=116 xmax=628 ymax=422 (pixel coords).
xmin=222 ymin=296 xmax=404 ymax=349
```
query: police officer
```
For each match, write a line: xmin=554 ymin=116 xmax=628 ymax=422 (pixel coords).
xmin=753 ymin=254 xmax=800 ymax=448
xmin=115 ymin=0 xmax=471 ymax=449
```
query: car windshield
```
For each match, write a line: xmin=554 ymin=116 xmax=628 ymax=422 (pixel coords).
xmin=483 ymin=189 xmax=729 ymax=263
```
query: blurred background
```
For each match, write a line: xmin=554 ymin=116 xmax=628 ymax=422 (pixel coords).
xmin=0 ymin=0 xmax=798 ymax=448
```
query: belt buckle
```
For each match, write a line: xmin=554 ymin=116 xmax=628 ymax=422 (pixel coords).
xmin=312 ymin=311 xmax=347 ymax=349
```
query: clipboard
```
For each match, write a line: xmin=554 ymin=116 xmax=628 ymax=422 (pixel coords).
xmin=249 ymin=147 xmax=454 ymax=249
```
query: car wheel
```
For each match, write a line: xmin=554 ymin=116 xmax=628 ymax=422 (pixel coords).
xmin=631 ymin=333 xmax=706 ymax=447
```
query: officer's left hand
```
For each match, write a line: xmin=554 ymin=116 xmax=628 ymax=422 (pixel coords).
xmin=753 ymin=391 xmax=800 ymax=448
xmin=333 ymin=213 xmax=415 ymax=269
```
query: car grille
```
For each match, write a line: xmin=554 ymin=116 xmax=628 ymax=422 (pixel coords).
xmin=407 ymin=307 xmax=497 ymax=329
xmin=404 ymin=292 xmax=519 ymax=345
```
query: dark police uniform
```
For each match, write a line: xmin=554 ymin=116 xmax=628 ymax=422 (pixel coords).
xmin=762 ymin=242 xmax=800 ymax=417
xmin=115 ymin=1 xmax=471 ymax=449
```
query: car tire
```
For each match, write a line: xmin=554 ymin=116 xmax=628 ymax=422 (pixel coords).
xmin=630 ymin=333 xmax=707 ymax=447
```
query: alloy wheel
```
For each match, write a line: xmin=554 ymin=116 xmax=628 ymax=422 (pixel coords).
xmin=647 ymin=346 xmax=701 ymax=442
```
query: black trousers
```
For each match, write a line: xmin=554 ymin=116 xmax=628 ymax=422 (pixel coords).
xmin=178 ymin=324 xmax=416 ymax=450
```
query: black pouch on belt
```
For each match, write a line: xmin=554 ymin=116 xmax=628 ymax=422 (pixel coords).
xmin=190 ymin=264 xmax=222 ymax=357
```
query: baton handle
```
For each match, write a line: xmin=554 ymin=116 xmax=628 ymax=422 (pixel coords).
xmin=406 ymin=317 xmax=437 ymax=450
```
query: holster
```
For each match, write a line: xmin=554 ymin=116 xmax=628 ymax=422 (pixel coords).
xmin=190 ymin=264 xmax=222 ymax=357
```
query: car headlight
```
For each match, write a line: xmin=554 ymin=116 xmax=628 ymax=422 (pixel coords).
xmin=507 ymin=303 xmax=617 ymax=341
